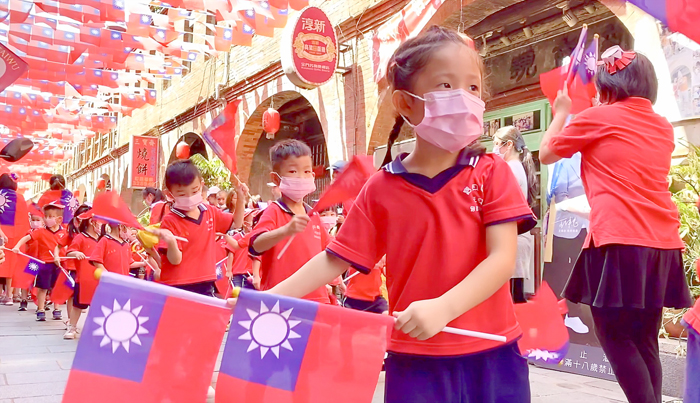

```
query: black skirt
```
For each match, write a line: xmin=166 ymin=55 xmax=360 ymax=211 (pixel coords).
xmin=563 ymin=243 xmax=693 ymax=309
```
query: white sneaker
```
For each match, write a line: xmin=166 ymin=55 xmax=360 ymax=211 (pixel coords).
xmin=63 ymin=326 xmax=77 ymax=340
xmin=564 ymin=314 xmax=590 ymax=334
xmin=1 ymin=297 xmax=13 ymax=306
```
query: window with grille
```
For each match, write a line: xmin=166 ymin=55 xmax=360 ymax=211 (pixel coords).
xmin=183 ymin=20 xmax=194 ymax=77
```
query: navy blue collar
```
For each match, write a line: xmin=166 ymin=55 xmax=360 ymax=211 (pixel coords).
xmin=104 ymin=234 xmax=126 ymax=246
xmin=81 ymin=231 xmax=99 ymax=242
xmin=171 ymin=203 xmax=206 ymax=224
xmin=274 ymin=200 xmax=312 ymax=215
xmin=383 ymin=149 xmax=481 ymax=193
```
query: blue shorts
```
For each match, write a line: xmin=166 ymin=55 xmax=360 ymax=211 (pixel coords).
xmin=684 ymin=321 xmax=699 ymax=403
xmin=385 ymin=341 xmax=530 ymax=403
xmin=72 ymin=282 xmax=89 ymax=310
xmin=231 ymin=274 xmax=255 ymax=290
xmin=34 ymin=262 xmax=58 ymax=290
xmin=173 ymin=281 xmax=216 ymax=297
xmin=344 ymin=296 xmax=388 ymax=314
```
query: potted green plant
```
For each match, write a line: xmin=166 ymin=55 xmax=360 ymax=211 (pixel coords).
xmin=665 ymin=145 xmax=700 ymax=339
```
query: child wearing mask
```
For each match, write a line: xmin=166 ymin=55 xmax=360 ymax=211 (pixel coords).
xmin=14 ymin=206 xmax=44 ymax=311
xmin=63 ymin=209 xmax=101 ymax=339
xmin=13 ymin=201 xmax=70 ymax=321
xmin=150 ymin=160 xmax=245 ymax=296
xmin=267 ymin=26 xmax=535 ymax=402
xmin=250 ymin=139 xmax=333 ymax=304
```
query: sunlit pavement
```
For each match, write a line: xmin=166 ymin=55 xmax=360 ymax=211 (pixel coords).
xmin=0 ymin=304 xmax=683 ymax=403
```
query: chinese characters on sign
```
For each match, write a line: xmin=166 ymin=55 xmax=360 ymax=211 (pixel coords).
xmin=538 ymin=344 xmax=616 ymax=381
xmin=282 ymin=7 xmax=338 ymax=89
xmin=129 ymin=136 xmax=159 ymax=189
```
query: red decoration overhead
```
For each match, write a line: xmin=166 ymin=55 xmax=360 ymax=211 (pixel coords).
xmin=262 ymin=107 xmax=280 ymax=135
xmin=0 ymin=0 xmax=307 ymax=188
xmin=175 ymin=141 xmax=190 ymax=159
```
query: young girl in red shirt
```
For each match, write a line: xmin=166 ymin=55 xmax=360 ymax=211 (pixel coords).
xmin=268 ymin=26 xmax=535 ymax=402
xmin=540 ymin=46 xmax=693 ymax=403
xmin=63 ymin=207 xmax=101 ymax=340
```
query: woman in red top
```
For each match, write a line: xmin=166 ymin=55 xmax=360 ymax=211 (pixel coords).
xmin=540 ymin=46 xmax=692 ymax=403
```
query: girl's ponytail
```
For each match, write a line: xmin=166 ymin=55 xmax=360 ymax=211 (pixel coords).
xmin=382 ymin=116 xmax=404 ymax=167
xmin=520 ymin=146 xmax=539 ymax=210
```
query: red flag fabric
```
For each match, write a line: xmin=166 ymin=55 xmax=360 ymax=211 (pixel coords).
xmin=216 ymin=289 xmax=393 ymax=403
xmin=0 ymin=42 xmax=29 ymax=92
xmin=628 ymin=0 xmax=700 ymax=45
xmin=312 ymin=156 xmax=375 ymax=214
xmin=202 ymin=100 xmax=240 ymax=174
xmin=10 ymin=254 xmax=33 ymax=289
xmin=539 ymin=66 xmax=596 ymax=115
xmin=49 ymin=267 xmax=74 ymax=304
xmin=91 ymin=191 xmax=143 ymax=229
xmin=63 ymin=272 xmax=231 ymax=403
xmin=513 ymin=282 xmax=570 ymax=364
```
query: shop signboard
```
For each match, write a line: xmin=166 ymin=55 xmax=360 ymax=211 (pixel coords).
xmin=128 ymin=136 xmax=159 ymax=189
xmin=282 ymin=6 xmax=337 ymax=89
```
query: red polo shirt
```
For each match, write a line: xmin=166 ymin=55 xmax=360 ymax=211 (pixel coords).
xmin=230 ymin=232 xmax=253 ymax=276
xmin=346 ymin=256 xmax=384 ymax=301
xmin=548 ymin=98 xmax=683 ymax=250
xmin=250 ymin=201 xmax=331 ymax=303
xmin=158 ymin=204 xmax=233 ymax=286
xmin=30 ymin=226 xmax=69 ymax=262
xmin=89 ymin=235 xmax=131 ymax=276
xmin=327 ymin=151 xmax=536 ymax=356
xmin=68 ymin=232 xmax=100 ymax=305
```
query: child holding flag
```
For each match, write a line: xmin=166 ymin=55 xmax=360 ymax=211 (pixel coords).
xmin=267 ymin=26 xmax=536 ymax=402
xmin=539 ymin=46 xmax=693 ymax=403
xmin=13 ymin=201 xmax=70 ymax=321
xmin=250 ymin=140 xmax=333 ymax=304
xmin=150 ymin=160 xmax=246 ymax=296
xmin=14 ymin=207 xmax=43 ymax=311
xmin=89 ymin=221 xmax=139 ymax=277
xmin=63 ymin=208 xmax=101 ymax=339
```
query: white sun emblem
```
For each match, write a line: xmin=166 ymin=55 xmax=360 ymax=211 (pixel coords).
xmin=93 ymin=300 xmax=149 ymax=353
xmin=27 ymin=262 xmax=38 ymax=272
xmin=584 ymin=51 xmax=597 ymax=75
xmin=239 ymin=301 xmax=301 ymax=359
xmin=0 ymin=192 xmax=9 ymax=214
xmin=67 ymin=196 xmax=79 ymax=212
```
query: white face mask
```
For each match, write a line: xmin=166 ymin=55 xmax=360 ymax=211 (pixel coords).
xmin=493 ymin=140 xmax=509 ymax=159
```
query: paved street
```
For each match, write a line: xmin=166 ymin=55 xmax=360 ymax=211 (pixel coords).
xmin=0 ymin=304 xmax=684 ymax=403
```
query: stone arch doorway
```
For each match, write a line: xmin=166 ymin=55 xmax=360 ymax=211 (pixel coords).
xmin=237 ymin=91 xmax=329 ymax=202
xmin=167 ymin=132 xmax=209 ymax=164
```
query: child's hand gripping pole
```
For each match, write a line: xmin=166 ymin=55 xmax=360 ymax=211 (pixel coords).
xmin=2 ymin=246 xmax=46 ymax=264
xmin=277 ymin=210 xmax=317 ymax=260
xmin=228 ymin=287 xmax=507 ymax=343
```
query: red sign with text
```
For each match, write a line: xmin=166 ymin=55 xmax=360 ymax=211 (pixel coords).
xmin=129 ymin=136 xmax=159 ymax=189
xmin=0 ymin=43 xmax=28 ymax=92
xmin=282 ymin=7 xmax=337 ymax=89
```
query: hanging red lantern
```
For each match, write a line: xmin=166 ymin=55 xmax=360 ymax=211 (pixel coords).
xmin=97 ymin=178 xmax=106 ymax=190
xmin=262 ymin=108 xmax=281 ymax=136
xmin=176 ymin=141 xmax=190 ymax=159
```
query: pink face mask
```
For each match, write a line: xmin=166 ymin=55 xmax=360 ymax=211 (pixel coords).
xmin=173 ymin=193 xmax=203 ymax=211
xmin=277 ymin=175 xmax=316 ymax=203
xmin=320 ymin=216 xmax=337 ymax=232
xmin=30 ymin=220 xmax=43 ymax=229
xmin=402 ymin=89 xmax=485 ymax=153
xmin=44 ymin=217 xmax=58 ymax=228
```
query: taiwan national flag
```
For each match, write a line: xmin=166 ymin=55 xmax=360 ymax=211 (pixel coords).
xmin=0 ymin=188 xmax=29 ymax=239
xmin=215 ymin=289 xmax=393 ymax=403
xmin=13 ymin=258 xmax=38 ymax=290
xmin=627 ymin=0 xmax=700 ymax=44
xmin=50 ymin=268 xmax=74 ymax=305
xmin=63 ymin=272 xmax=231 ymax=403
xmin=214 ymin=255 xmax=231 ymax=297
xmin=37 ymin=189 xmax=79 ymax=224
xmin=203 ymin=100 xmax=240 ymax=174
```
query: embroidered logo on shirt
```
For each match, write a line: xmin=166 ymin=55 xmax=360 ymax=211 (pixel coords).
xmin=464 ymin=183 xmax=484 ymax=212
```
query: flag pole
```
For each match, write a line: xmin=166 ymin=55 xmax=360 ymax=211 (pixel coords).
xmin=564 ymin=24 xmax=588 ymax=86
xmin=229 ymin=287 xmax=508 ymax=343
xmin=2 ymin=247 xmax=46 ymax=264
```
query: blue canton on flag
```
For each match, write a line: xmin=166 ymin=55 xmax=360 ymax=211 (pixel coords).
xmin=220 ymin=289 xmax=316 ymax=391
xmin=72 ymin=280 xmax=163 ymax=383
xmin=0 ymin=189 xmax=17 ymax=226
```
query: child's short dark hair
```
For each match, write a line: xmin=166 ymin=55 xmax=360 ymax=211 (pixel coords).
xmin=269 ymin=139 xmax=312 ymax=171
xmin=43 ymin=205 xmax=62 ymax=215
xmin=164 ymin=159 xmax=202 ymax=189
xmin=596 ymin=52 xmax=658 ymax=104
xmin=0 ymin=173 xmax=17 ymax=191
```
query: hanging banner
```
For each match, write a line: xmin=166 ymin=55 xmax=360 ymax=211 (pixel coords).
xmin=129 ymin=136 xmax=160 ymax=189
xmin=0 ymin=43 xmax=28 ymax=93
xmin=369 ymin=0 xmax=446 ymax=82
xmin=282 ymin=6 xmax=338 ymax=89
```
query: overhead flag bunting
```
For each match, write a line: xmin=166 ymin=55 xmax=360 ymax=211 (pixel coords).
xmin=0 ymin=0 xmax=307 ymax=191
